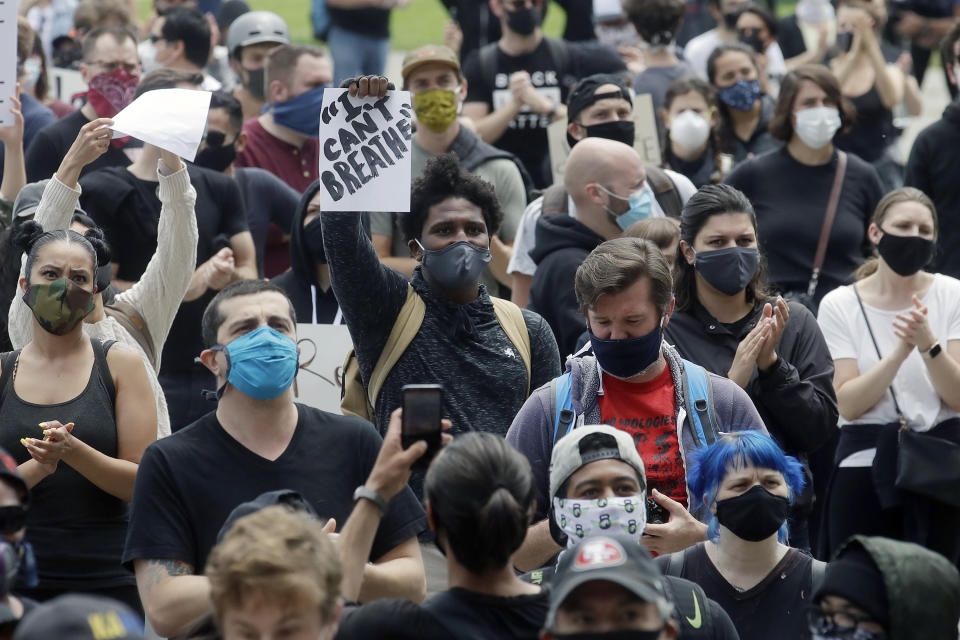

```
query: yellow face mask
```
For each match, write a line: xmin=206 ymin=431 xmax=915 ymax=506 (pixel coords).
xmin=413 ymin=89 xmax=458 ymax=134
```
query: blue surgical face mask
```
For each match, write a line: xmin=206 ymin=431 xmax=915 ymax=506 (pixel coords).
xmin=272 ymin=86 xmax=327 ymax=137
xmin=717 ymin=79 xmax=761 ymax=112
xmin=213 ymin=326 xmax=299 ymax=400
xmin=598 ymin=184 xmax=654 ymax=230
xmin=589 ymin=317 xmax=664 ymax=379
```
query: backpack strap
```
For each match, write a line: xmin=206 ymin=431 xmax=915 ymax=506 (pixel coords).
xmin=645 ymin=165 xmax=683 ymax=218
xmin=550 ymin=372 xmax=575 ymax=444
xmin=104 ymin=301 xmax=157 ymax=370
xmin=681 ymin=360 xmax=719 ymax=448
xmin=478 ymin=42 xmax=500 ymax=98
xmin=662 ymin=547 xmax=688 ymax=578
xmin=490 ymin=297 xmax=531 ymax=397
xmin=90 ymin=338 xmax=118 ymax=408
xmin=366 ymin=285 xmax=427 ymax=410
xmin=540 ymin=184 xmax=569 ymax=217
xmin=543 ymin=37 xmax=573 ymax=85
xmin=810 ymin=558 xmax=827 ymax=596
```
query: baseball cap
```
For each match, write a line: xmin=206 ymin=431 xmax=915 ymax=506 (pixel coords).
xmin=12 ymin=180 xmax=87 ymax=222
xmin=13 ymin=594 xmax=144 ymax=640
xmin=549 ymin=424 xmax=646 ymax=501
xmin=545 ymin=534 xmax=669 ymax=630
xmin=216 ymin=489 xmax=320 ymax=542
xmin=401 ymin=45 xmax=461 ymax=84
xmin=566 ymin=73 xmax=632 ymax=124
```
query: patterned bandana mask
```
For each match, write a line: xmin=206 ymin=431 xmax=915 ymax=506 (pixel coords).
xmin=553 ymin=496 xmax=647 ymax=546
xmin=86 ymin=69 xmax=138 ymax=148
xmin=23 ymin=278 xmax=95 ymax=336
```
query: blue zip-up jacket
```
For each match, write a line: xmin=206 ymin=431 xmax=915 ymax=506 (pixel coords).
xmin=506 ymin=343 xmax=767 ymax=522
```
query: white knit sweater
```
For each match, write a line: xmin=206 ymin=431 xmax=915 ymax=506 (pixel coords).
xmin=8 ymin=161 xmax=199 ymax=438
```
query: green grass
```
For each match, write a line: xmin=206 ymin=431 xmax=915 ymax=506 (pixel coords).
xmin=139 ymin=0 xmax=567 ymax=52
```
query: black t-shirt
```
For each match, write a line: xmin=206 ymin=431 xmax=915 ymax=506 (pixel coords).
xmin=25 ymin=109 xmax=133 ymax=183
xmin=123 ymin=405 xmax=426 ymax=572
xmin=421 ymin=587 xmax=550 ymax=640
xmin=327 ymin=7 xmax=390 ymax=38
xmin=724 ymin=147 xmax=883 ymax=303
xmin=79 ymin=165 xmax=249 ymax=373
xmin=234 ymin=167 xmax=298 ymax=277
xmin=336 ymin=599 xmax=453 ymax=640
xmin=658 ymin=543 xmax=813 ymax=640
xmin=462 ymin=38 xmax=626 ymax=188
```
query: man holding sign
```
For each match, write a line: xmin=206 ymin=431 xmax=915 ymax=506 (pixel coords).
xmin=322 ymin=80 xmax=560 ymax=474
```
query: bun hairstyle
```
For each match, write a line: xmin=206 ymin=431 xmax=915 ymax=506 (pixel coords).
xmin=82 ymin=227 xmax=112 ymax=267
xmin=14 ymin=221 xmax=100 ymax=287
xmin=424 ymin=432 xmax=535 ymax=574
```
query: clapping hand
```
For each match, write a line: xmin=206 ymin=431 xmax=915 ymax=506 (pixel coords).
xmin=893 ymin=295 xmax=937 ymax=352
xmin=21 ymin=420 xmax=76 ymax=475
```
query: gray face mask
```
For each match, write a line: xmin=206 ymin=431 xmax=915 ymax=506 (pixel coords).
xmin=416 ymin=240 xmax=491 ymax=290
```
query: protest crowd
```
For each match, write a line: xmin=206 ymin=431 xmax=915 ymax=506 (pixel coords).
xmin=4 ymin=0 xmax=960 ymax=636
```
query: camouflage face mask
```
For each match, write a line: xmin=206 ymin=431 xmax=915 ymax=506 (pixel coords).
xmin=22 ymin=278 xmax=95 ymax=336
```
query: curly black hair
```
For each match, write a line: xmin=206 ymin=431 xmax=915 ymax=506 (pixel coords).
xmin=400 ymin=153 xmax=503 ymax=244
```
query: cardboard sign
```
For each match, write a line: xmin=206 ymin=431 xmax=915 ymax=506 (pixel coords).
xmin=318 ymin=88 xmax=413 ymax=212
xmin=0 ymin=0 xmax=17 ymax=127
xmin=292 ymin=323 xmax=354 ymax=414
xmin=547 ymin=92 xmax=661 ymax=184
xmin=108 ymin=88 xmax=212 ymax=161
xmin=48 ymin=67 xmax=87 ymax=102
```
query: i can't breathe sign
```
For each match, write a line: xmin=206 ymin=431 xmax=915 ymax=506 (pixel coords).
xmin=318 ymin=88 xmax=413 ymax=212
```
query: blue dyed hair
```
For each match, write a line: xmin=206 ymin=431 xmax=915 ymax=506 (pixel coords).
xmin=688 ymin=431 xmax=805 ymax=543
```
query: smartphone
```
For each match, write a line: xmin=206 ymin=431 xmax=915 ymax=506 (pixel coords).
xmin=646 ymin=495 xmax=669 ymax=525
xmin=401 ymin=384 xmax=444 ymax=470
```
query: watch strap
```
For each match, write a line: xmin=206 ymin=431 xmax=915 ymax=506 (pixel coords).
xmin=926 ymin=342 xmax=942 ymax=359
xmin=353 ymin=485 xmax=388 ymax=513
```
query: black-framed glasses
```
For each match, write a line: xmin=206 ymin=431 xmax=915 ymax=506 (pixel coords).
xmin=0 ymin=506 xmax=28 ymax=536
xmin=807 ymin=609 xmax=886 ymax=639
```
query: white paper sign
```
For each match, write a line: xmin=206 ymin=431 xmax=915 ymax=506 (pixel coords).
xmin=548 ymin=93 xmax=661 ymax=184
xmin=292 ymin=323 xmax=354 ymax=414
xmin=108 ymin=88 xmax=212 ymax=161
xmin=0 ymin=0 xmax=17 ymax=127
xmin=318 ymin=88 xmax=413 ymax=212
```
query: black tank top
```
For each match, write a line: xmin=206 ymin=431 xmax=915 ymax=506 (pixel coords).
xmin=836 ymin=86 xmax=896 ymax=162
xmin=0 ymin=338 xmax=132 ymax=590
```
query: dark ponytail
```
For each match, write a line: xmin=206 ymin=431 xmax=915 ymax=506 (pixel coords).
xmin=424 ymin=433 xmax=535 ymax=574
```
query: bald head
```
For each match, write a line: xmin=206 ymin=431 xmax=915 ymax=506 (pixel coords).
xmin=565 ymin=138 xmax=645 ymax=199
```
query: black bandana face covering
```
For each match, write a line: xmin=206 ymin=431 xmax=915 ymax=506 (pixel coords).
xmin=876 ymin=232 xmax=935 ymax=277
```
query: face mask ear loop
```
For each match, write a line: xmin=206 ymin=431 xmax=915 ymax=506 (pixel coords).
xmin=198 ymin=345 xmax=231 ymax=401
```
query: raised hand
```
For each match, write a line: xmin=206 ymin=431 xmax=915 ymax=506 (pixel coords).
xmin=56 ymin=118 xmax=115 ymax=187
xmin=756 ymin=297 xmax=789 ymax=371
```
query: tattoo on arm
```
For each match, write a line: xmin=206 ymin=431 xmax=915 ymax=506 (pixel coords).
xmin=142 ymin=558 xmax=195 ymax=595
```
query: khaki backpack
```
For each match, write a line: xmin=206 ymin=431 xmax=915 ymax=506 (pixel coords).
xmin=340 ymin=285 xmax=532 ymax=422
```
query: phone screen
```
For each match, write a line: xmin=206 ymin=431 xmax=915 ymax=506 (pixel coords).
xmin=401 ymin=385 xmax=444 ymax=469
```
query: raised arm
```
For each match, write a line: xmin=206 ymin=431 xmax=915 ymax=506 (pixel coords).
xmin=114 ymin=150 xmax=198 ymax=365
xmin=9 ymin=118 xmax=115 ymax=349
xmin=0 ymin=89 xmax=26 ymax=217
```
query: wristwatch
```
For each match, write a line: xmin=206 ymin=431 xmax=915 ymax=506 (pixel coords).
xmin=923 ymin=342 xmax=942 ymax=360
xmin=353 ymin=486 xmax=388 ymax=514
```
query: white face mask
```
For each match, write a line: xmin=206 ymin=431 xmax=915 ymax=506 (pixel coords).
xmin=670 ymin=109 xmax=711 ymax=150
xmin=794 ymin=106 xmax=841 ymax=149
xmin=553 ymin=495 xmax=647 ymax=546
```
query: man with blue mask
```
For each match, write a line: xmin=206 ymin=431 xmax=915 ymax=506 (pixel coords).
xmin=527 ymin=137 xmax=649 ymax=356
xmin=508 ymin=236 xmax=765 ymax=573
xmin=123 ymin=280 xmax=428 ymax=638
xmin=235 ymin=43 xmax=330 ymax=192
xmin=507 ymin=73 xmax=695 ymax=308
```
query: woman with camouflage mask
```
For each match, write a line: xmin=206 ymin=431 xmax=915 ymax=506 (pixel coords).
xmin=0 ymin=222 xmax=156 ymax=612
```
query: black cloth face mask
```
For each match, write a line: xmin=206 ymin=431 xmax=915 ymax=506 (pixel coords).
xmin=554 ymin=630 xmax=663 ymax=640
xmin=506 ymin=6 xmax=543 ymax=35
xmin=585 ymin=120 xmax=636 ymax=147
xmin=694 ymin=247 xmax=760 ymax=296
xmin=302 ymin=217 xmax=326 ymax=263
xmin=715 ymin=484 xmax=789 ymax=541
xmin=876 ymin=232 xmax=935 ymax=277
xmin=243 ymin=66 xmax=266 ymax=99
